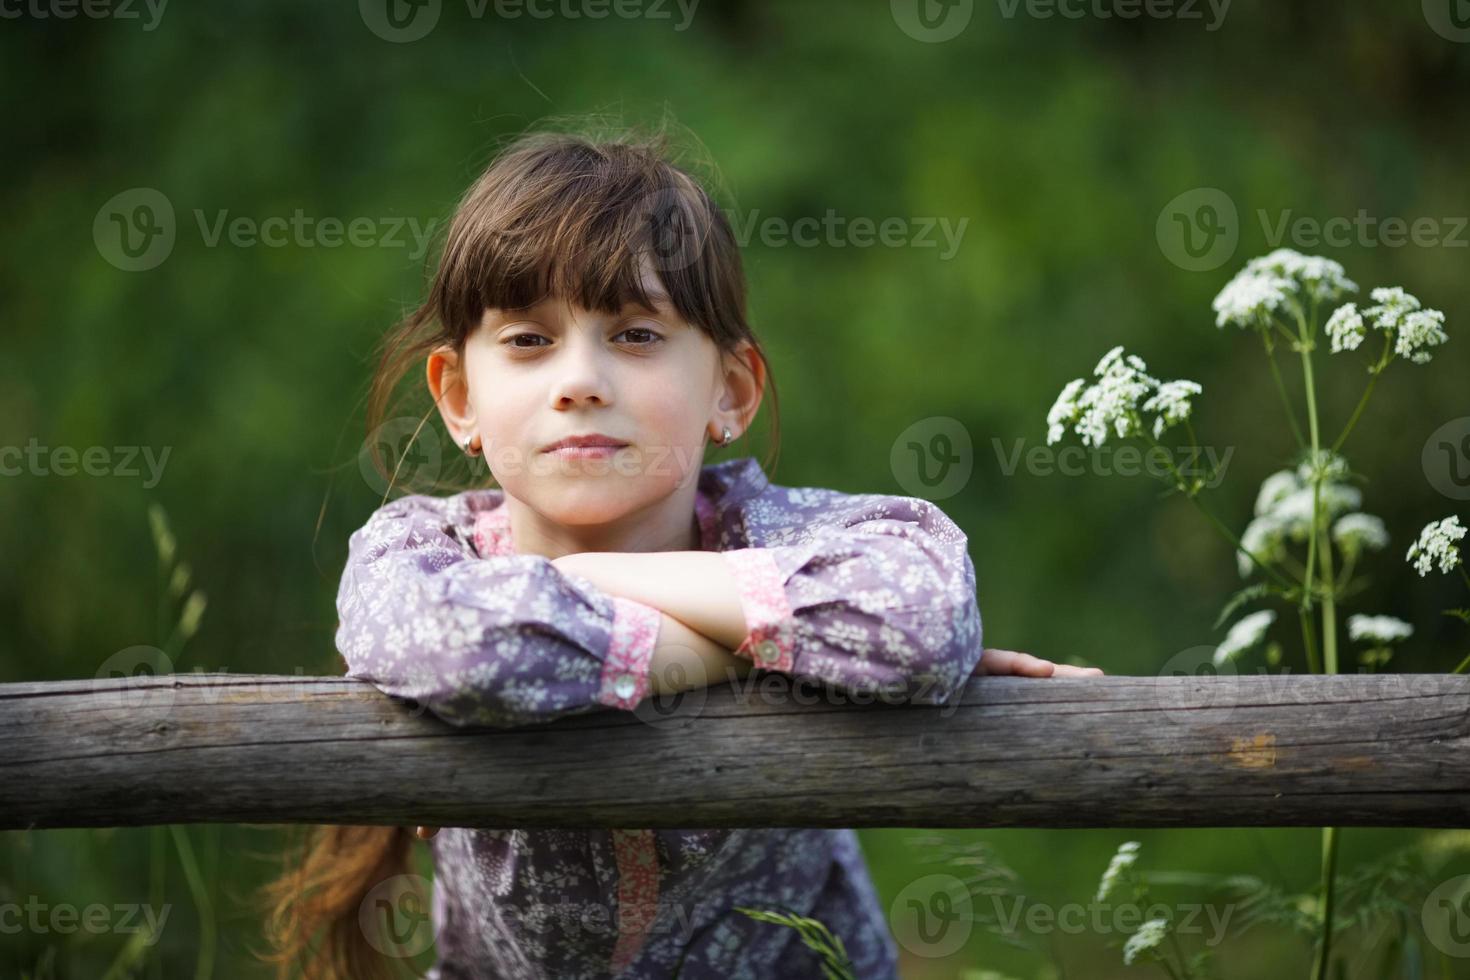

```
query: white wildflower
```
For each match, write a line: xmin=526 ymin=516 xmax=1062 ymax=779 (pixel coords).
xmin=1073 ymin=347 xmax=1158 ymax=448
xmin=1360 ymin=287 xmax=1448 ymax=365
xmin=1272 ymin=484 xmax=1363 ymax=540
xmin=1296 ymin=448 xmax=1351 ymax=486
xmin=1214 ymin=609 xmax=1276 ymax=665
xmin=1406 ymin=516 xmax=1466 ymax=577
xmin=1363 ymin=286 xmax=1421 ymax=330
xmin=1325 ymin=303 xmax=1365 ymax=353
xmin=1096 ymin=840 xmax=1141 ymax=903
xmin=1332 ymin=513 xmax=1388 ymax=558
xmin=1047 ymin=348 xmax=1202 ymax=449
xmin=1212 ymin=269 xmax=1295 ymax=330
xmin=1254 ymin=470 xmax=1301 ymax=517
xmin=1240 ymin=461 xmax=1362 ymax=575
xmin=1250 ymin=248 xmax=1357 ymax=303
xmin=1047 ymin=378 xmax=1086 ymax=446
xmin=1238 ymin=514 xmax=1289 ymax=577
xmin=1347 ymin=614 xmax=1413 ymax=645
xmin=1141 ymin=379 xmax=1203 ymax=439
xmin=1123 ymin=918 xmax=1171 ymax=966
xmin=1395 ymin=309 xmax=1448 ymax=364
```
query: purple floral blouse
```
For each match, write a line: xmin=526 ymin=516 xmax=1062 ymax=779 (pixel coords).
xmin=335 ymin=456 xmax=984 ymax=978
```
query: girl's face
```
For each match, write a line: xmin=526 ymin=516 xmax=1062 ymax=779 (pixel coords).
xmin=429 ymin=257 xmax=762 ymax=545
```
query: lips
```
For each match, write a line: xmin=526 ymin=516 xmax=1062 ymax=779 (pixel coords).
xmin=540 ymin=434 xmax=630 ymax=453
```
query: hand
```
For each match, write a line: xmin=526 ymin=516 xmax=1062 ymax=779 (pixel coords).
xmin=414 ymin=826 xmax=439 ymax=840
xmin=973 ymin=648 xmax=1104 ymax=678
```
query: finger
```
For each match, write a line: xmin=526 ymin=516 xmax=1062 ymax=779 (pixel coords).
xmin=975 ymin=649 xmax=1054 ymax=677
xmin=1050 ymin=664 xmax=1105 ymax=677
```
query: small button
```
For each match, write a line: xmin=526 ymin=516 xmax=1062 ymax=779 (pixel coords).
xmin=756 ymin=639 xmax=781 ymax=664
xmin=613 ymin=674 xmax=637 ymax=700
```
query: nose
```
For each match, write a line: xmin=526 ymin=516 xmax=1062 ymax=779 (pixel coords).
xmin=546 ymin=321 xmax=615 ymax=410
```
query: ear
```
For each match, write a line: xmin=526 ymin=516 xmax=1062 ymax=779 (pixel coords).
xmin=713 ymin=340 xmax=766 ymax=439
xmin=426 ymin=345 xmax=477 ymax=448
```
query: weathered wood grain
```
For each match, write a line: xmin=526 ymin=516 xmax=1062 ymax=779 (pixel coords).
xmin=2 ymin=672 xmax=1466 ymax=829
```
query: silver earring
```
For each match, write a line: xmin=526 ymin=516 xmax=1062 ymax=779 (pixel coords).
xmin=462 ymin=434 xmax=477 ymax=456
xmin=719 ymin=426 xmax=733 ymax=445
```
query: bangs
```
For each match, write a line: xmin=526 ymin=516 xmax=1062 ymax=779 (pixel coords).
xmin=432 ymin=137 xmax=725 ymax=337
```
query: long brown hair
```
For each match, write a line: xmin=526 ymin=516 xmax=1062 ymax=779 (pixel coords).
xmin=256 ymin=115 xmax=782 ymax=979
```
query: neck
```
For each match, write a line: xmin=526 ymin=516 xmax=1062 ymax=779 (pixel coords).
xmin=505 ymin=483 xmax=703 ymax=558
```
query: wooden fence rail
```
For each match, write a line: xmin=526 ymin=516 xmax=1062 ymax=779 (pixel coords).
xmin=2 ymin=672 xmax=1467 ymax=830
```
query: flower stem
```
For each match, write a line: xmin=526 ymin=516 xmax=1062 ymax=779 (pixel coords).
xmin=1296 ymin=303 xmax=1344 ymax=980
xmin=1297 ymin=310 xmax=1322 ymax=614
xmin=1310 ymin=825 xmax=1341 ymax=980
xmin=1330 ymin=335 xmax=1393 ymax=454
xmin=1450 ymin=651 xmax=1470 ymax=675
xmin=1319 ymin=522 xmax=1339 ymax=676
xmin=1261 ymin=331 xmax=1307 ymax=451
xmin=1299 ymin=605 xmax=1322 ymax=675
xmin=1168 ymin=927 xmax=1195 ymax=979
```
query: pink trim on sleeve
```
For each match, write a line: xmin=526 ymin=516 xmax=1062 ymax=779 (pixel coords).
xmin=721 ymin=547 xmax=797 ymax=673
xmin=597 ymin=597 xmax=662 ymax=710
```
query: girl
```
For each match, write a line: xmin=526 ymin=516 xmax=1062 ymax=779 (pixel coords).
xmin=261 ymin=121 xmax=1101 ymax=980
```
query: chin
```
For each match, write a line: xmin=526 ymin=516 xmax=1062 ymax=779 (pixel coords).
xmin=529 ymin=478 xmax=646 ymax=525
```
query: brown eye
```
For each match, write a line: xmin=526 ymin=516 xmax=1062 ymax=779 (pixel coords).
xmin=615 ymin=326 xmax=664 ymax=346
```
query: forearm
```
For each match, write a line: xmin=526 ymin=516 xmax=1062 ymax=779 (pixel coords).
xmin=555 ymin=551 xmax=750 ymax=651
xmin=647 ymin=609 xmax=754 ymax=697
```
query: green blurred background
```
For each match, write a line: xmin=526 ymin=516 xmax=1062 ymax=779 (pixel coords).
xmin=4 ymin=0 xmax=1470 ymax=976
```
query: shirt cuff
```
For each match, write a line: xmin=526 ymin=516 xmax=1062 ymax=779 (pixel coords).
xmin=597 ymin=597 xmax=662 ymax=710
xmin=721 ymin=548 xmax=797 ymax=672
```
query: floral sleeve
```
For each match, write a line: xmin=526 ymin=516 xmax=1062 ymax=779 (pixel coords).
xmin=335 ymin=494 xmax=662 ymax=728
xmin=720 ymin=492 xmax=983 ymax=705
